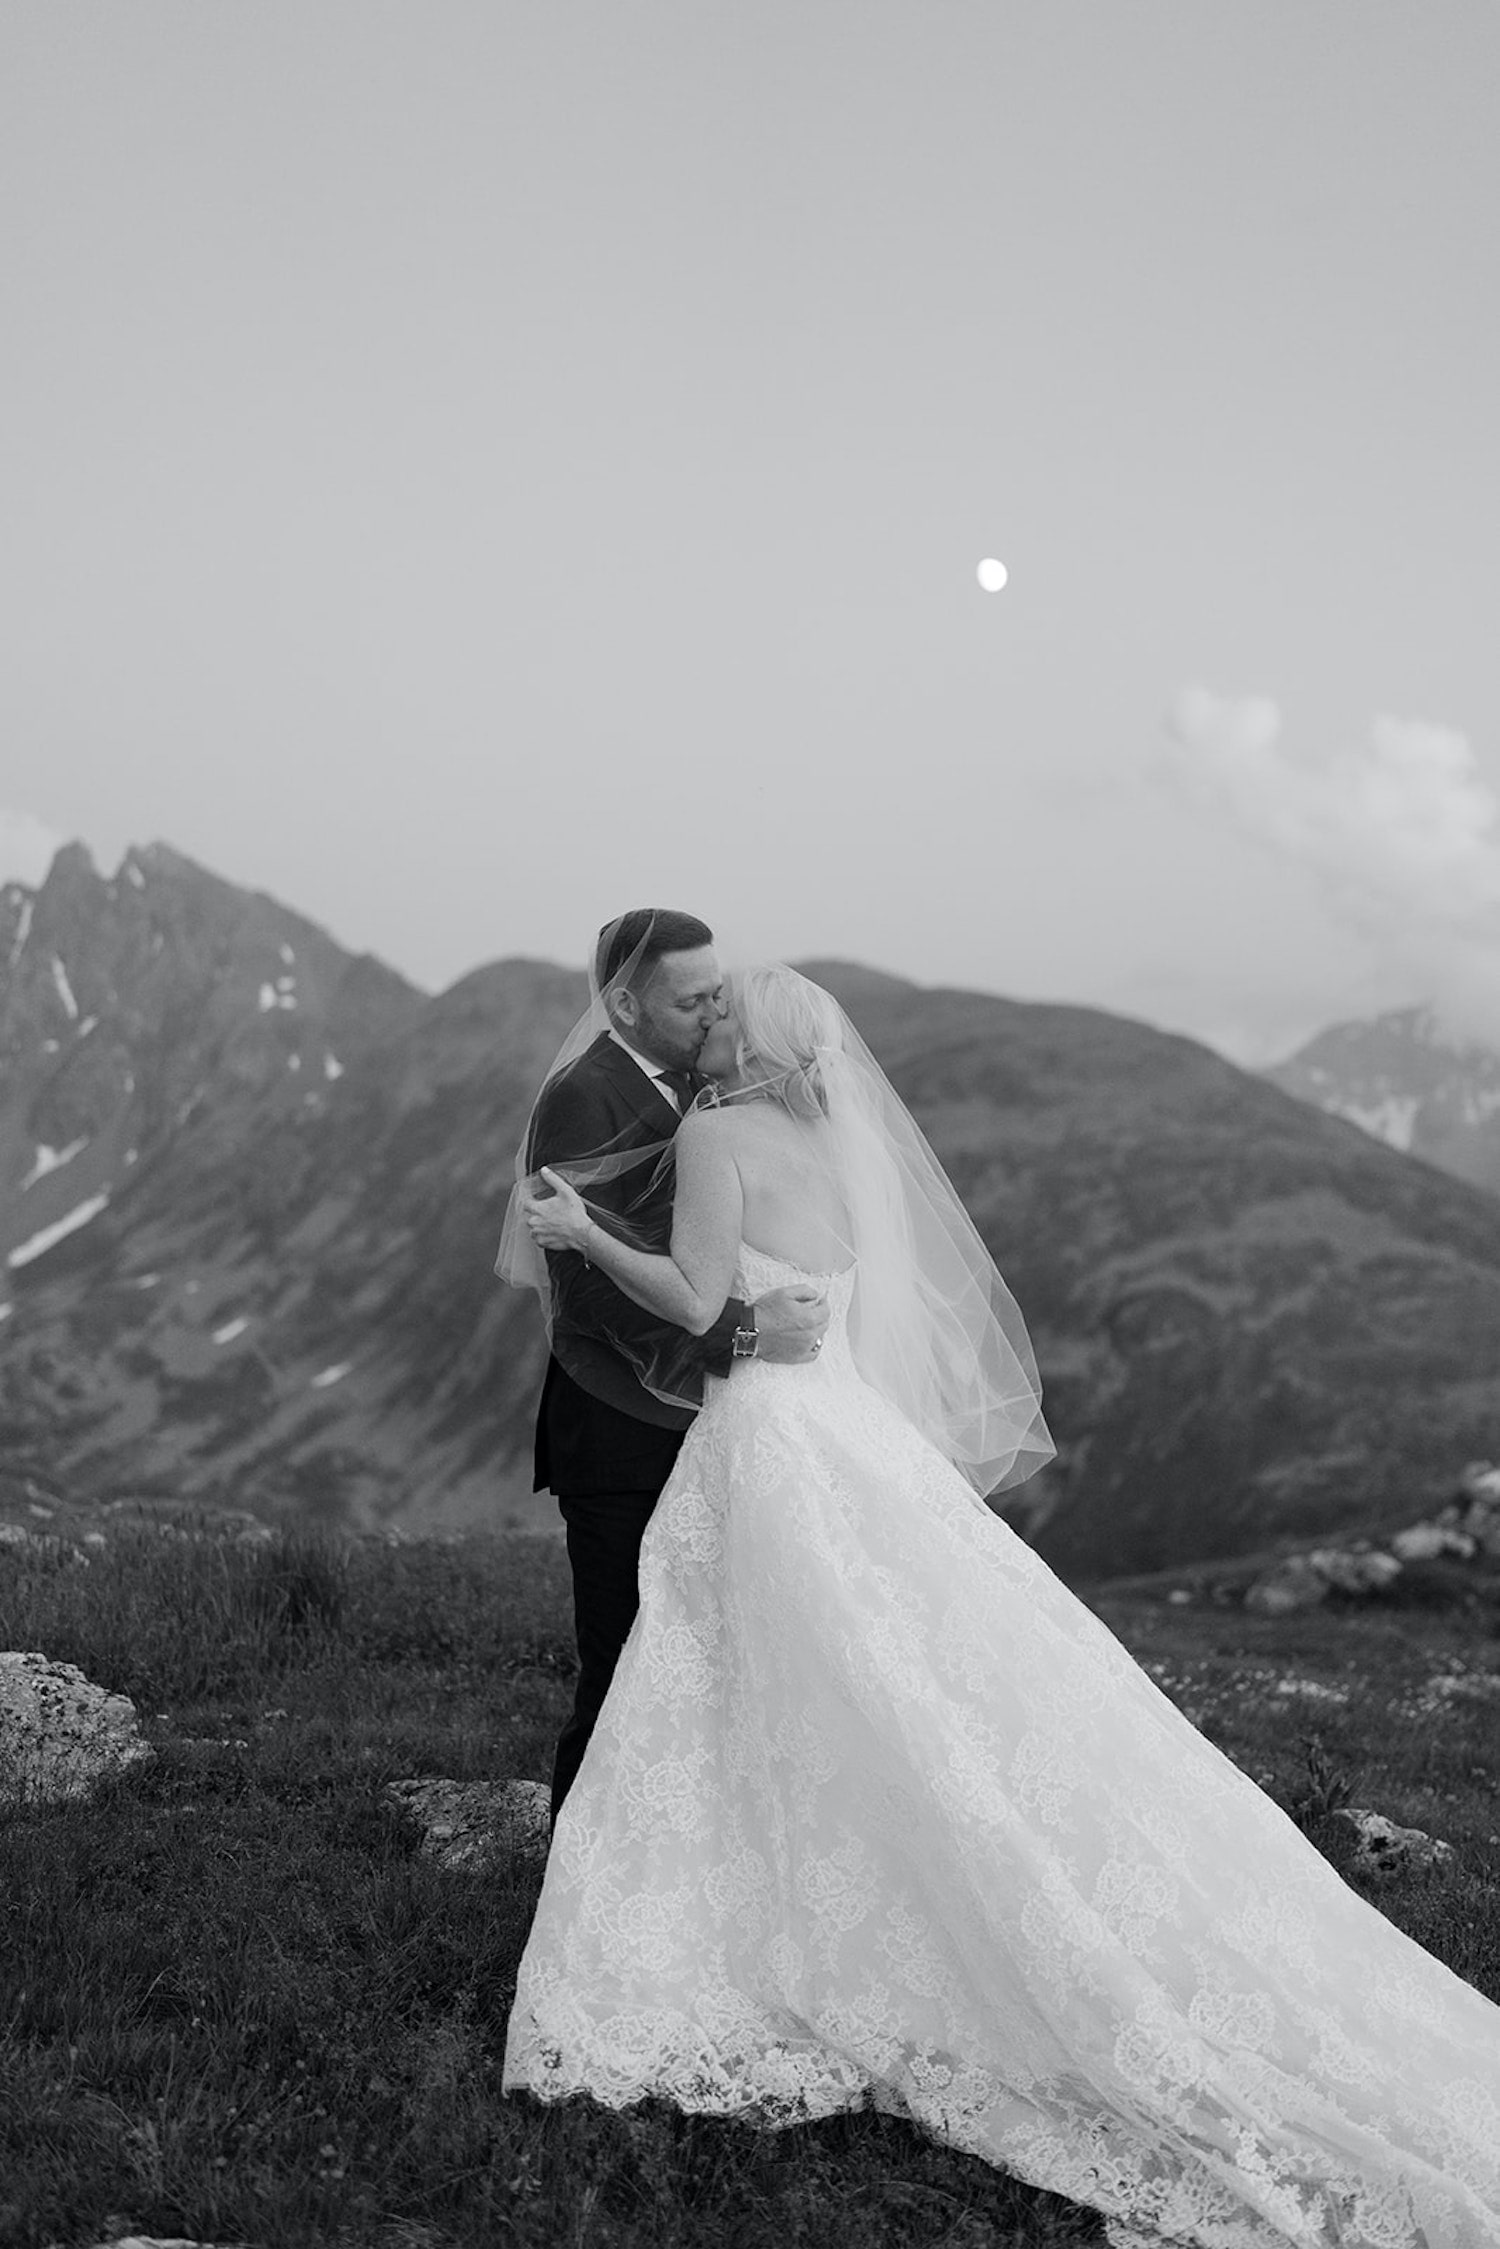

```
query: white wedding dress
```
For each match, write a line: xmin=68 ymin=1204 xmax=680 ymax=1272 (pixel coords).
xmin=504 ymin=1249 xmax=1500 ymax=2247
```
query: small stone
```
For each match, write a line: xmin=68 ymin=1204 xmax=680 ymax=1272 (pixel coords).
xmin=86 ymin=2237 xmax=230 ymax=2249
xmin=1271 ymin=1677 xmax=1349 ymax=1705
xmin=1390 ymin=1522 xmax=1476 ymax=1562
xmin=1421 ymin=1672 xmax=1500 ymax=1705
xmin=1463 ymin=1507 xmax=1500 ymax=1558
xmin=1332 ymin=1807 xmax=1455 ymax=1883
xmin=1457 ymin=1461 xmax=1500 ymax=1507
xmin=1243 ymin=1556 xmax=1329 ymax=1615
xmin=1306 ymin=1547 xmax=1404 ymax=1595
xmin=385 ymin=1776 xmax=551 ymax=1871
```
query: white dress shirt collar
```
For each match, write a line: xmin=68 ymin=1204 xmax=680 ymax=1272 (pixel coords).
xmin=607 ymin=1027 xmax=683 ymax=1110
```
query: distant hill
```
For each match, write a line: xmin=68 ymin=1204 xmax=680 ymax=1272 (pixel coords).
xmin=1264 ymin=1006 xmax=1500 ymax=1199
xmin=3 ymin=852 xmax=1499 ymax=1579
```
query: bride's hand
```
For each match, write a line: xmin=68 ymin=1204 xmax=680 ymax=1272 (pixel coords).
xmin=524 ymin=1167 xmax=594 ymax=1254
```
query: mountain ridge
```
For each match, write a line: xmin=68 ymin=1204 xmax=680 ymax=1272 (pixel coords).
xmin=3 ymin=845 xmax=1498 ymax=1579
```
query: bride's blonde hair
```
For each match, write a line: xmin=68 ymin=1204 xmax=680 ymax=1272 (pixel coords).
xmin=731 ymin=964 xmax=844 ymax=1121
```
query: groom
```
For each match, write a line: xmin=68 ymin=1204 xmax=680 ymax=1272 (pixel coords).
xmin=527 ymin=907 xmax=828 ymax=1820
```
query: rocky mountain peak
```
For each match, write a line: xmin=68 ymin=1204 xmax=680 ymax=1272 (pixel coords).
xmin=1265 ymin=1006 xmax=1500 ymax=1196
xmin=0 ymin=841 xmax=421 ymax=1276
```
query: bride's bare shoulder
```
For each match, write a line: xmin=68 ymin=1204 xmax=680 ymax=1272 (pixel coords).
xmin=679 ymin=1102 xmax=798 ymax=1149
xmin=674 ymin=1106 xmax=741 ymax=1149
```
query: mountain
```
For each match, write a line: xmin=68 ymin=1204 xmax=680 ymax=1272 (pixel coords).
xmin=1264 ymin=1007 xmax=1500 ymax=1199
xmin=796 ymin=966 xmax=1500 ymax=1579
xmin=0 ymin=843 xmax=577 ymax=1532
xmin=4 ymin=850 xmax=1500 ymax=1580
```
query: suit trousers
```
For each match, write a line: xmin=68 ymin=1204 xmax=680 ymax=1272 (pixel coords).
xmin=551 ymin=1486 xmax=666 ymax=1824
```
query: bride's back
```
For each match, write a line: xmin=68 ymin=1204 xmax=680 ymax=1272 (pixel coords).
xmin=722 ymin=1102 xmax=852 ymax=1275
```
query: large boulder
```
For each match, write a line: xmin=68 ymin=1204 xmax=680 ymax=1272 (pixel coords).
xmin=0 ymin=1652 xmax=154 ymax=1806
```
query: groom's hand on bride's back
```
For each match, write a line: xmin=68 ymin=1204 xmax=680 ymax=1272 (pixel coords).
xmin=748 ymin=1285 xmax=829 ymax=1363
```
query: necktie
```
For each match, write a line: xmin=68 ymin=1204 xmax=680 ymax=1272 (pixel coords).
xmin=660 ymin=1068 xmax=699 ymax=1113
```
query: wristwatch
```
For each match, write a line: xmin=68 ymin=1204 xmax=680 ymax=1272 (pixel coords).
xmin=731 ymin=1319 xmax=759 ymax=1359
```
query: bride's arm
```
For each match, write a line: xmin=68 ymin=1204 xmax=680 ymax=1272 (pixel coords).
xmin=525 ymin=1114 xmax=744 ymax=1335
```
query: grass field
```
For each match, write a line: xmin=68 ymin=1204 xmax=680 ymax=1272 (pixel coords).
xmin=2 ymin=1526 xmax=1497 ymax=2249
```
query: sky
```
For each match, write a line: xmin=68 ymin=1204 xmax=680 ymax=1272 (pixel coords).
xmin=3 ymin=2 xmax=1499 ymax=1062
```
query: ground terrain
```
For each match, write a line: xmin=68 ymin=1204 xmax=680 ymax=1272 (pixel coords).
xmin=2 ymin=1527 xmax=1497 ymax=2249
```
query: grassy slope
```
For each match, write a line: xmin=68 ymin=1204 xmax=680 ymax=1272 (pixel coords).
xmin=1 ymin=1532 xmax=1497 ymax=2249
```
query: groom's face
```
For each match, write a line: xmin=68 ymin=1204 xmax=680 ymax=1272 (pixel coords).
xmin=615 ymin=945 xmax=726 ymax=1070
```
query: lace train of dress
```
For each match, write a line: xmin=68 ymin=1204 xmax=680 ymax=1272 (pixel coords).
xmin=504 ymin=1251 xmax=1500 ymax=2247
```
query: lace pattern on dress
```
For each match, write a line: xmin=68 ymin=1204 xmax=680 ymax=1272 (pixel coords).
xmin=506 ymin=1250 xmax=1500 ymax=2248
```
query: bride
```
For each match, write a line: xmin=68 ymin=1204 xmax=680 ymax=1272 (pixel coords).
xmin=502 ymin=963 xmax=1500 ymax=2248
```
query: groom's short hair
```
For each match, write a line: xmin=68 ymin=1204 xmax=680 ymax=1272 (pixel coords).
xmin=596 ymin=908 xmax=714 ymax=992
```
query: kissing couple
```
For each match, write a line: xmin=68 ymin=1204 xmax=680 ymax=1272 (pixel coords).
xmin=497 ymin=906 xmax=1499 ymax=2249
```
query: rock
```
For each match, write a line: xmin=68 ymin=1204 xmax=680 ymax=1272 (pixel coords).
xmin=87 ymin=2238 xmax=219 ymax=2248
xmin=0 ymin=1652 xmax=154 ymax=1806
xmin=1270 ymin=1677 xmax=1349 ymax=1706
xmin=1456 ymin=1468 xmax=1500 ymax=1552
xmin=1389 ymin=1521 xmax=1477 ymax=1562
xmin=1457 ymin=1460 xmax=1500 ymax=1507
xmin=0 ymin=1522 xmax=86 ymax=1562
xmin=1416 ymin=1672 xmax=1500 ymax=1707
xmin=87 ymin=2237 xmax=235 ymax=2248
xmin=1243 ymin=1555 xmax=1331 ymax=1615
xmin=1305 ymin=1546 xmax=1403 ymax=1595
xmin=1331 ymin=1807 xmax=1455 ymax=1882
xmin=385 ymin=1777 xmax=551 ymax=1871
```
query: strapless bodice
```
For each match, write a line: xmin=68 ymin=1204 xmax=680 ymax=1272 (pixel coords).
xmin=735 ymin=1242 xmax=856 ymax=1301
xmin=733 ymin=1244 xmax=857 ymax=1375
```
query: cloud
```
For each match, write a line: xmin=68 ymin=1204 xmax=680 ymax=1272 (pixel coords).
xmin=0 ymin=809 xmax=67 ymax=889
xmin=1162 ymin=689 xmax=1500 ymax=1048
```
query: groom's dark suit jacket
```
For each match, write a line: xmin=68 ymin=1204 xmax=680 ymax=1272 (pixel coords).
xmin=529 ymin=1032 xmax=747 ymax=1496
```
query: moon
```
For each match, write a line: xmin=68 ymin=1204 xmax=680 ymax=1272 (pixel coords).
xmin=976 ymin=557 xmax=1008 ymax=593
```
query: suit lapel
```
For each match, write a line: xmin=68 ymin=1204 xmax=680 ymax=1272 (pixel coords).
xmin=590 ymin=1032 xmax=683 ymax=1135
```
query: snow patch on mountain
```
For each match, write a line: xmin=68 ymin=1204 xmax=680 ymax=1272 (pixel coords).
xmin=50 ymin=956 xmax=78 ymax=1020
xmin=20 ymin=1140 xmax=88 ymax=1192
xmin=310 ymin=1363 xmax=351 ymax=1388
xmin=8 ymin=898 xmax=32 ymax=967
xmin=213 ymin=1317 xmax=250 ymax=1345
xmin=8 ymin=1192 xmax=110 ymax=1269
xmin=1342 ymin=1095 xmax=1420 ymax=1153
xmin=1266 ymin=1005 xmax=1500 ymax=1196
